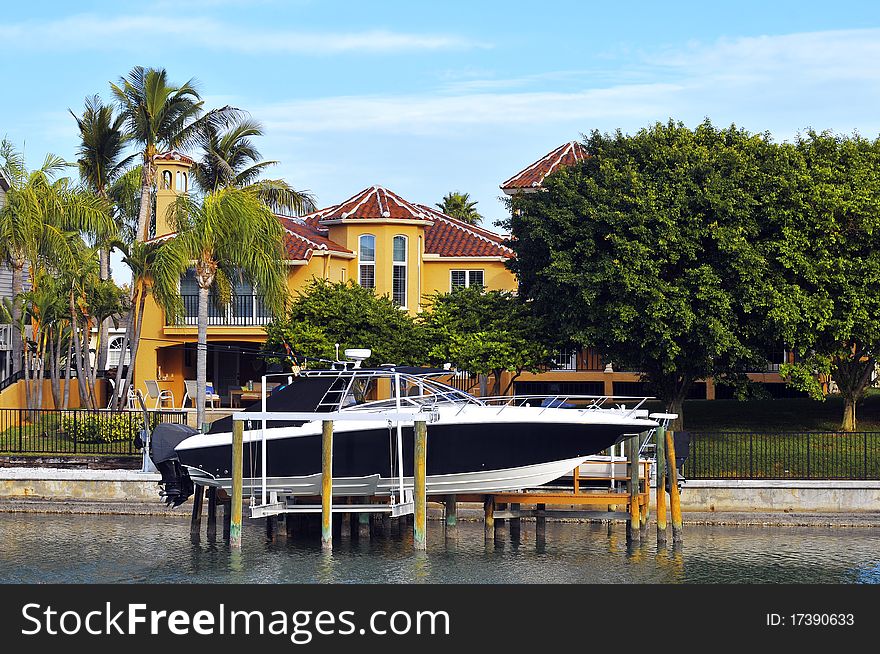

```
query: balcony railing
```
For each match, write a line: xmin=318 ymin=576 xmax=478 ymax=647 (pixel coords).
xmin=173 ymin=294 xmax=273 ymax=327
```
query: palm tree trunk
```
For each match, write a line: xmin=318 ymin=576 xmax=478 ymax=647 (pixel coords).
xmin=10 ymin=260 xmax=24 ymax=375
xmin=49 ymin=329 xmax=61 ymax=409
xmin=63 ymin=329 xmax=73 ymax=410
xmin=112 ymin=286 xmax=138 ymax=409
xmin=70 ymin=295 xmax=91 ymax=409
xmin=121 ymin=288 xmax=148 ymax=409
xmin=197 ymin=285 xmax=209 ymax=429
xmin=96 ymin=247 xmax=111 ymax=372
xmin=137 ymin=156 xmax=153 ymax=242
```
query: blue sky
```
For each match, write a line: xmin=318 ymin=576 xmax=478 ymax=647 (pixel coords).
xmin=2 ymin=1 xmax=879 ymax=281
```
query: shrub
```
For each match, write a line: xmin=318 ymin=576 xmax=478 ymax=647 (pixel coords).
xmin=60 ymin=413 xmax=141 ymax=444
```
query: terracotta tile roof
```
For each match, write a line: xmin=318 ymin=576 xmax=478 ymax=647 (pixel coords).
xmin=153 ymin=150 xmax=195 ymax=165
xmin=318 ymin=185 xmax=432 ymax=222
xmin=500 ymin=141 xmax=588 ymax=192
xmin=279 ymin=216 xmax=353 ymax=261
xmin=300 ymin=187 xmax=513 ymax=259
xmin=418 ymin=205 xmax=514 ymax=258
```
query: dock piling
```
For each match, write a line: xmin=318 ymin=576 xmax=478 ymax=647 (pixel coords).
xmin=665 ymin=429 xmax=683 ymax=544
xmin=321 ymin=420 xmax=333 ymax=550
xmin=190 ymin=484 xmax=204 ymax=539
xmin=230 ymin=419 xmax=244 ymax=549
xmin=484 ymin=495 xmax=495 ymax=539
xmin=445 ymin=495 xmax=457 ymax=533
xmin=626 ymin=436 xmax=641 ymax=544
xmin=536 ymin=502 xmax=546 ymax=542
xmin=413 ymin=419 xmax=427 ymax=551
xmin=655 ymin=425 xmax=668 ymax=545
xmin=206 ymin=486 xmax=218 ymax=541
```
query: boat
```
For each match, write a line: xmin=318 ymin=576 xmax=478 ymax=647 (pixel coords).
xmin=149 ymin=354 xmax=659 ymax=507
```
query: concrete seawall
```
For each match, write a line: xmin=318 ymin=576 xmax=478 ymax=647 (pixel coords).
xmin=1 ymin=468 xmax=879 ymax=524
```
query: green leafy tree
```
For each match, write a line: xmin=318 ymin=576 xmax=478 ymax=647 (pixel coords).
xmin=264 ymin=279 xmax=426 ymax=368
xmin=422 ymin=286 xmax=555 ymax=395
xmin=501 ymin=120 xmax=780 ymax=429
xmin=769 ymin=131 xmax=880 ymax=431
xmin=165 ymin=188 xmax=288 ymax=427
xmin=436 ymin=191 xmax=483 ymax=225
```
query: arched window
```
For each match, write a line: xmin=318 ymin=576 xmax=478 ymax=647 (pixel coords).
xmin=181 ymin=172 xmax=187 ymax=191
xmin=358 ymin=234 xmax=375 ymax=289
xmin=162 ymin=170 xmax=172 ymax=189
xmin=108 ymin=336 xmax=130 ymax=367
xmin=392 ymin=235 xmax=407 ymax=307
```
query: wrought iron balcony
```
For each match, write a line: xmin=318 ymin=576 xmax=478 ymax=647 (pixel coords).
xmin=172 ymin=294 xmax=273 ymax=327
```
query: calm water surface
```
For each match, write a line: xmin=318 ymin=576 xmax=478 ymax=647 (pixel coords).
xmin=1 ymin=513 xmax=878 ymax=584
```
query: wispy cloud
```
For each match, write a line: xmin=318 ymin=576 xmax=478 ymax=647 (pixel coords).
xmin=253 ymin=28 xmax=880 ymax=138
xmin=0 ymin=14 xmax=485 ymax=54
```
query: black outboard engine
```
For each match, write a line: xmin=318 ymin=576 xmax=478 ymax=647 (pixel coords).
xmin=148 ymin=422 xmax=199 ymax=507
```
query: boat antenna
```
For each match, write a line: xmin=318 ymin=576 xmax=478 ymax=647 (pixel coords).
xmin=334 ymin=342 xmax=340 ymax=362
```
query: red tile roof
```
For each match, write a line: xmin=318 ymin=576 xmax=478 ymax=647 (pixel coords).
xmin=299 ymin=186 xmax=513 ymax=259
xmin=153 ymin=150 xmax=195 ymax=165
xmin=500 ymin=141 xmax=588 ymax=192
xmin=418 ymin=205 xmax=513 ymax=258
xmin=279 ymin=216 xmax=352 ymax=261
xmin=318 ymin=185 xmax=432 ymax=222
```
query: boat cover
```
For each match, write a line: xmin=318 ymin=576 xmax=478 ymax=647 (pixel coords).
xmin=150 ymin=422 xmax=200 ymax=464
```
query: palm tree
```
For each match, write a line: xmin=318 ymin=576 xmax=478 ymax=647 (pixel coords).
xmin=166 ymin=188 xmax=287 ymax=427
xmin=0 ymin=140 xmax=114 ymax=395
xmin=191 ymin=116 xmax=315 ymax=215
xmin=111 ymin=66 xmax=234 ymax=242
xmin=70 ymin=94 xmax=137 ymax=371
xmin=109 ymin=239 xmax=185 ymax=410
xmin=436 ymin=191 xmax=483 ymax=225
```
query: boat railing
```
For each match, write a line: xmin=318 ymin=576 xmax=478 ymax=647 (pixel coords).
xmin=475 ymin=394 xmax=653 ymax=419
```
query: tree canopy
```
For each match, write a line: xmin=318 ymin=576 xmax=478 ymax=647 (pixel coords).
xmin=263 ymin=279 xmax=426 ymax=368
xmin=501 ymin=120 xmax=782 ymax=427
xmin=436 ymin=191 xmax=483 ymax=225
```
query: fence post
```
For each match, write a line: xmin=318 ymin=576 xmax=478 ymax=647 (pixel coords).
xmin=72 ymin=410 xmax=77 ymax=454
xmin=864 ymin=433 xmax=868 ymax=480
xmin=749 ymin=433 xmax=753 ymax=479
xmin=806 ymin=433 xmax=811 ymax=480
xmin=18 ymin=408 xmax=23 ymax=452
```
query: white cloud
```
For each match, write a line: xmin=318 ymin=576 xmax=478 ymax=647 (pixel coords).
xmin=0 ymin=14 xmax=484 ymax=54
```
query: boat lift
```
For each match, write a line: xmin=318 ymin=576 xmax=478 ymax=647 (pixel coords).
xmin=233 ymin=371 xmax=437 ymax=521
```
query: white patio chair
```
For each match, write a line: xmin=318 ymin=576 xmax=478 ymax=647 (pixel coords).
xmin=144 ymin=379 xmax=174 ymax=409
xmin=182 ymin=379 xmax=220 ymax=408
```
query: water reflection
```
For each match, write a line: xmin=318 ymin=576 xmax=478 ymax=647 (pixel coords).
xmin=0 ymin=513 xmax=878 ymax=584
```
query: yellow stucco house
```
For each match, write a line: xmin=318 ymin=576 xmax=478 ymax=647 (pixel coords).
xmin=133 ymin=152 xmax=517 ymax=407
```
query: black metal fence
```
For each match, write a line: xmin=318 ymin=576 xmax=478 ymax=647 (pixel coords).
xmin=684 ymin=431 xmax=880 ymax=480
xmin=0 ymin=408 xmax=187 ymax=456
xmin=176 ymin=294 xmax=272 ymax=326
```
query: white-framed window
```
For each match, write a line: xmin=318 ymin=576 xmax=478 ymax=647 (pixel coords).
xmin=358 ymin=234 xmax=376 ymax=289
xmin=392 ymin=235 xmax=407 ymax=307
xmin=450 ymin=269 xmax=484 ymax=290
xmin=107 ymin=335 xmax=131 ymax=367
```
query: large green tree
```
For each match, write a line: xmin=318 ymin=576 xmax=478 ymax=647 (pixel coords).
xmin=264 ymin=279 xmax=426 ymax=368
xmin=502 ymin=120 xmax=780 ymax=428
xmin=166 ymin=188 xmax=288 ymax=427
xmin=421 ymin=286 xmax=554 ymax=395
xmin=768 ymin=131 xmax=880 ymax=431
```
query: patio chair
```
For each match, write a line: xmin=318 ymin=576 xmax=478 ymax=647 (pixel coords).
xmin=144 ymin=379 xmax=175 ymax=409
xmin=182 ymin=379 xmax=220 ymax=408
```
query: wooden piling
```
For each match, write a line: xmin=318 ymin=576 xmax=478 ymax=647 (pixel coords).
xmin=321 ymin=420 xmax=333 ymax=550
xmin=484 ymin=495 xmax=495 ymax=539
xmin=358 ymin=512 xmax=371 ymax=539
xmin=509 ymin=502 xmax=521 ymax=541
xmin=445 ymin=495 xmax=457 ymax=531
xmin=665 ymin=429 xmax=683 ymax=543
xmin=413 ymin=419 xmax=427 ymax=551
xmin=230 ymin=419 xmax=244 ymax=549
xmin=222 ymin=498 xmax=231 ymax=541
xmin=626 ymin=436 xmax=641 ymax=544
xmin=535 ymin=502 xmax=546 ymax=540
xmin=190 ymin=484 xmax=204 ymax=537
xmin=655 ymin=425 xmax=668 ymax=545
xmin=206 ymin=486 xmax=218 ymax=540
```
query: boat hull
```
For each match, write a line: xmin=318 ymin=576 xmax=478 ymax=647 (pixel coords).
xmin=176 ymin=414 xmax=650 ymax=495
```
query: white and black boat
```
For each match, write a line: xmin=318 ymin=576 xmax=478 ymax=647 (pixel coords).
xmin=150 ymin=360 xmax=658 ymax=506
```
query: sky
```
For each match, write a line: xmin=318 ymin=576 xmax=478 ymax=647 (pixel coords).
xmin=2 ymin=1 xmax=880 ymax=283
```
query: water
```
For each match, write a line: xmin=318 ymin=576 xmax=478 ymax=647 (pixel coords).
xmin=1 ymin=513 xmax=878 ymax=584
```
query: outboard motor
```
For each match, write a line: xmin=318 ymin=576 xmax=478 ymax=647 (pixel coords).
xmin=148 ymin=422 xmax=199 ymax=507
